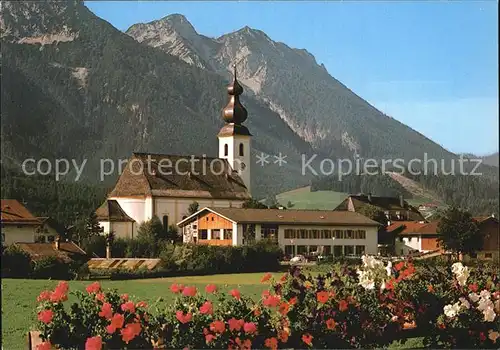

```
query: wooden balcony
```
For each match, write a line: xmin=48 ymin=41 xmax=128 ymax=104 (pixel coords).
xmin=197 ymin=239 xmax=233 ymax=246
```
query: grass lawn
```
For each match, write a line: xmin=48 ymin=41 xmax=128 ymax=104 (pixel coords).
xmin=1 ymin=273 xmax=423 ymax=349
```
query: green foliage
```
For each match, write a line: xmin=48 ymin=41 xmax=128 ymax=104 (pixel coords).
xmin=137 ymin=216 xmax=165 ymax=242
xmin=437 ymin=207 xmax=482 ymax=256
xmin=187 ymin=201 xmax=199 ymax=215
xmin=356 ymin=203 xmax=388 ymax=226
xmin=1 ymin=244 xmax=33 ymax=277
xmin=242 ymin=198 xmax=268 ymax=209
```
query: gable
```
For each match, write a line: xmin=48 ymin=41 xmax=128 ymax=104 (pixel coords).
xmin=198 ymin=211 xmax=234 ymax=230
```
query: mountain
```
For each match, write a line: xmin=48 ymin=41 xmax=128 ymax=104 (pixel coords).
xmin=127 ymin=15 xmax=456 ymax=161
xmin=482 ymin=152 xmax=499 ymax=167
xmin=0 ymin=1 xmax=315 ymax=198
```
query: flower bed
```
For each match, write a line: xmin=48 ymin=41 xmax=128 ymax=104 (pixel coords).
xmin=33 ymin=257 xmax=499 ymax=349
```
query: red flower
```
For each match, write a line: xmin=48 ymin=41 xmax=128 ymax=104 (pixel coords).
xmin=264 ymin=337 xmax=278 ymax=349
xmin=339 ymin=300 xmax=348 ymax=312
xmin=279 ymin=302 xmax=290 ymax=315
xmin=288 ymin=297 xmax=298 ymax=305
xmin=469 ymin=283 xmax=479 ymax=292
xmin=228 ymin=318 xmax=245 ymax=332
xmin=121 ymin=301 xmax=136 ymax=314
xmin=98 ymin=303 xmax=113 ymax=319
xmin=106 ymin=313 xmax=125 ymax=334
xmin=437 ymin=322 xmax=446 ymax=330
xmin=427 ymin=285 xmax=435 ymax=293
xmin=95 ymin=293 xmax=105 ymax=302
xmin=230 ymin=289 xmax=241 ymax=300
xmin=243 ymin=322 xmax=257 ymax=334
xmin=254 ymin=308 xmax=262 ymax=316
xmin=302 ymin=333 xmax=313 ymax=346
xmin=176 ymin=311 xmax=193 ymax=324
xmin=262 ymin=290 xmax=270 ymax=298
xmin=182 ymin=286 xmax=197 ymax=297
xmin=36 ymin=342 xmax=51 ymax=350
xmin=120 ymin=322 xmax=141 ymax=344
xmin=263 ymin=294 xmax=281 ymax=308
xmin=261 ymin=272 xmax=272 ymax=283
xmin=120 ymin=293 xmax=129 ymax=301
xmin=205 ymin=334 xmax=216 ymax=344
xmin=210 ymin=320 xmax=226 ymax=333
xmin=479 ymin=332 xmax=486 ymax=342
xmin=37 ymin=290 xmax=51 ymax=302
xmin=38 ymin=309 xmax=53 ymax=324
xmin=55 ymin=281 xmax=69 ymax=293
xmin=136 ymin=301 xmax=147 ymax=308
xmin=205 ymin=284 xmax=217 ymax=293
xmin=170 ymin=283 xmax=184 ymax=294
xmin=50 ymin=282 xmax=69 ymax=303
xmin=395 ymin=261 xmax=405 ymax=271
xmin=317 ymin=291 xmax=329 ymax=304
xmin=326 ymin=318 xmax=336 ymax=330
xmin=86 ymin=282 xmax=101 ymax=294
xmin=199 ymin=301 xmax=213 ymax=315
xmin=278 ymin=331 xmax=289 ymax=343
xmin=280 ymin=273 xmax=288 ymax=282
xmin=85 ymin=336 xmax=103 ymax=350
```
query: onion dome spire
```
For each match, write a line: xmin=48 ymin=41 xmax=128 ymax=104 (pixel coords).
xmin=222 ymin=64 xmax=248 ymax=124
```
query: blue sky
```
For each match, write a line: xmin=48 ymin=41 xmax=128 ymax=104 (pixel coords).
xmin=86 ymin=1 xmax=498 ymax=156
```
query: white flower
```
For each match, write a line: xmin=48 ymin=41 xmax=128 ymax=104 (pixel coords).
xmin=480 ymin=290 xmax=491 ymax=300
xmin=469 ymin=293 xmax=480 ymax=303
xmin=451 ymin=262 xmax=464 ymax=274
xmin=385 ymin=261 xmax=392 ymax=277
xmin=444 ymin=302 xmax=461 ymax=318
xmin=391 ymin=315 xmax=398 ymax=322
xmin=488 ymin=330 xmax=499 ymax=343
xmin=483 ymin=306 xmax=496 ymax=322
xmin=380 ymin=282 xmax=386 ymax=292
xmin=478 ymin=298 xmax=494 ymax=312
xmin=359 ymin=277 xmax=375 ymax=290
xmin=459 ymin=297 xmax=470 ymax=309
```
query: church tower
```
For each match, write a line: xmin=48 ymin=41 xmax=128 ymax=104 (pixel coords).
xmin=218 ymin=65 xmax=252 ymax=195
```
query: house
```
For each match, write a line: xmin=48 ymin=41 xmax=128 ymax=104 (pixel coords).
xmin=1 ymin=199 xmax=42 ymax=245
xmin=387 ymin=215 xmax=499 ymax=259
xmin=334 ymin=194 xmax=425 ymax=222
xmin=177 ymin=207 xmax=381 ymax=257
xmin=35 ymin=217 xmax=66 ymax=243
xmin=97 ymin=68 xmax=252 ymax=238
xmin=16 ymin=239 xmax=88 ymax=263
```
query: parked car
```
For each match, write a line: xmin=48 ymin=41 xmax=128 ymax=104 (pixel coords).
xmin=290 ymin=255 xmax=307 ymax=264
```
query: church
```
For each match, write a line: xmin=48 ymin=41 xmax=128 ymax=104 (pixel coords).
xmin=96 ymin=68 xmax=252 ymax=238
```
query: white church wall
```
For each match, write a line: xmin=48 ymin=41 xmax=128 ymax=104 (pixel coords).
xmin=111 ymin=197 xmax=146 ymax=224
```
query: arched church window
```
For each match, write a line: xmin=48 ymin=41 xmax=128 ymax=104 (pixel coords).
xmin=239 ymin=143 xmax=244 ymax=156
xmin=163 ymin=215 xmax=169 ymax=231
xmin=224 ymin=144 xmax=229 ymax=156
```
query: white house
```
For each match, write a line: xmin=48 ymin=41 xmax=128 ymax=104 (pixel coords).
xmin=177 ymin=207 xmax=381 ymax=256
xmin=97 ymin=67 xmax=252 ymax=239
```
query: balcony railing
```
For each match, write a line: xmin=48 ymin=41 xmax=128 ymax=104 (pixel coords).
xmin=198 ymin=239 xmax=232 ymax=246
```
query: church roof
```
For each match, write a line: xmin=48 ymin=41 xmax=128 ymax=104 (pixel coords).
xmin=108 ymin=153 xmax=251 ymax=200
xmin=96 ymin=200 xmax=135 ymax=222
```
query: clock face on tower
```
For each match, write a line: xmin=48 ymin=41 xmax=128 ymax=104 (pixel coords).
xmin=240 ymin=162 xmax=246 ymax=170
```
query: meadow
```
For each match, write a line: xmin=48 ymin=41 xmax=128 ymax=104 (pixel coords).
xmin=2 ymin=273 xmax=425 ymax=349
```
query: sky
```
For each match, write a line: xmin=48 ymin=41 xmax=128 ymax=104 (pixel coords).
xmin=86 ymin=1 xmax=498 ymax=156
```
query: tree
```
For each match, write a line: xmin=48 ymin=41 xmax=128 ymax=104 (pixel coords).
xmin=242 ymin=198 xmax=268 ymax=209
xmin=286 ymin=201 xmax=295 ymax=209
xmin=187 ymin=201 xmax=199 ymax=215
xmin=357 ymin=204 xmax=388 ymax=226
xmin=137 ymin=215 xmax=164 ymax=241
xmin=266 ymin=195 xmax=280 ymax=209
xmin=437 ymin=207 xmax=482 ymax=259
xmin=85 ymin=212 xmax=104 ymax=237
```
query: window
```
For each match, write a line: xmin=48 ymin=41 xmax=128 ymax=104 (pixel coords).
xmin=162 ymin=215 xmax=169 ymax=231
xmin=323 ymin=245 xmax=332 ymax=255
xmin=297 ymin=245 xmax=307 ymax=254
xmin=199 ymin=230 xmax=208 ymax=240
xmin=355 ymin=245 xmax=365 ymax=256
xmin=312 ymin=230 xmax=319 ymax=239
xmin=239 ymin=143 xmax=244 ymax=156
xmin=346 ymin=230 xmax=353 ymax=239
xmin=399 ymin=237 xmax=403 ymax=242
xmin=224 ymin=230 xmax=233 ymax=240
xmin=335 ymin=230 xmax=343 ymax=239
xmin=47 ymin=235 xmax=55 ymax=242
xmin=333 ymin=245 xmax=343 ymax=257
xmin=309 ymin=245 xmax=318 ymax=253
xmin=212 ymin=230 xmax=221 ymax=239
xmin=224 ymin=144 xmax=229 ymax=156
xmin=408 ymin=237 xmax=412 ymax=242
xmin=284 ymin=229 xmax=292 ymax=239
xmin=485 ymin=253 xmax=493 ymax=259
xmin=284 ymin=245 xmax=294 ymax=256
xmin=344 ymin=245 xmax=354 ymax=256
xmin=37 ymin=235 xmax=46 ymax=243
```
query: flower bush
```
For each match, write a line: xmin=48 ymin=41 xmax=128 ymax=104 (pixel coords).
xmin=33 ymin=257 xmax=499 ymax=349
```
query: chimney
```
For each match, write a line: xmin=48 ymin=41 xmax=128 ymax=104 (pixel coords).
xmin=54 ymin=236 xmax=60 ymax=250
xmin=399 ymin=195 xmax=404 ymax=208
xmin=368 ymin=193 xmax=372 ymax=202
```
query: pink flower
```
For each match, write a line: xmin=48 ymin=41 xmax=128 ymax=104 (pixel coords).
xmin=86 ymin=282 xmax=101 ymax=294
xmin=120 ymin=293 xmax=129 ymax=301
xmin=120 ymin=322 xmax=141 ymax=344
xmin=36 ymin=342 xmax=52 ymax=350
xmin=261 ymin=273 xmax=272 ymax=283
xmin=263 ymin=294 xmax=281 ymax=308
xmin=38 ymin=309 xmax=54 ymax=324
xmin=136 ymin=301 xmax=148 ymax=308
xmin=170 ymin=283 xmax=184 ymax=294
xmin=106 ymin=313 xmax=125 ymax=334
xmin=182 ymin=286 xmax=197 ymax=297
xmin=95 ymin=293 xmax=106 ymax=302
xmin=210 ymin=320 xmax=226 ymax=333
xmin=85 ymin=336 xmax=103 ymax=350
xmin=205 ymin=284 xmax=217 ymax=293
xmin=243 ymin=322 xmax=257 ymax=334
xmin=230 ymin=289 xmax=241 ymax=300
xmin=121 ymin=301 xmax=136 ymax=314
xmin=176 ymin=311 xmax=193 ymax=324
xmin=98 ymin=303 xmax=113 ymax=319
xmin=205 ymin=334 xmax=216 ymax=343
xmin=199 ymin=301 xmax=213 ymax=315
xmin=37 ymin=291 xmax=51 ymax=302
xmin=228 ymin=318 xmax=244 ymax=332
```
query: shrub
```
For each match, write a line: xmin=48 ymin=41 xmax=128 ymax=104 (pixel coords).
xmin=32 ymin=256 xmax=73 ymax=280
xmin=1 ymin=244 xmax=32 ymax=277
